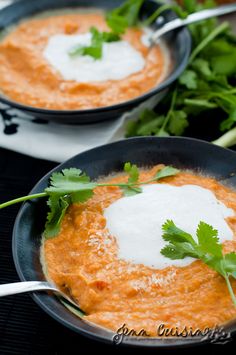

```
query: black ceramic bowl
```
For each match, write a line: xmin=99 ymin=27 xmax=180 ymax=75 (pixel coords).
xmin=0 ymin=0 xmax=191 ymax=124
xmin=12 ymin=137 xmax=236 ymax=348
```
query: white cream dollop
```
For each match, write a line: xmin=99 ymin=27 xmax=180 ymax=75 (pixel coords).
xmin=104 ymin=184 xmax=234 ymax=269
xmin=43 ymin=32 xmax=145 ymax=82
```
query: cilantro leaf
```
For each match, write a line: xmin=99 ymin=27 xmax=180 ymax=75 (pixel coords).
xmin=121 ymin=164 xmax=179 ymax=197
xmin=101 ymin=31 xmax=121 ymax=42
xmin=162 ymin=220 xmax=196 ymax=244
xmin=122 ymin=162 xmax=142 ymax=196
xmin=220 ymin=108 xmax=236 ymax=132
xmin=182 ymin=0 xmax=198 ymax=14
xmin=106 ymin=13 xmax=128 ymax=35
xmin=160 ymin=244 xmax=189 ymax=260
xmin=68 ymin=27 xmax=120 ymax=59
xmin=154 ymin=166 xmax=180 ymax=181
xmin=124 ymin=162 xmax=139 ymax=184
xmin=211 ymin=52 xmax=236 ymax=76
xmin=137 ymin=116 xmax=165 ymax=136
xmin=49 ymin=168 xmax=89 ymax=183
xmin=223 ymin=253 xmax=236 ymax=277
xmin=44 ymin=195 xmax=69 ymax=239
xmin=45 ymin=168 xmax=96 ymax=195
xmin=192 ymin=58 xmax=212 ymax=78
xmin=196 ymin=221 xmax=222 ymax=258
xmin=125 ymin=109 xmax=165 ymax=137
xmin=80 ymin=46 xmax=102 ymax=60
xmin=161 ymin=220 xmax=236 ymax=306
xmin=168 ymin=111 xmax=188 ymax=136
xmin=122 ymin=186 xmax=142 ymax=197
xmin=179 ymin=70 xmax=198 ymax=89
xmin=107 ymin=0 xmax=144 ymax=34
xmin=161 ymin=220 xmax=200 ymax=259
xmin=70 ymin=190 xmax=94 ymax=204
xmin=44 ymin=168 xmax=96 ymax=238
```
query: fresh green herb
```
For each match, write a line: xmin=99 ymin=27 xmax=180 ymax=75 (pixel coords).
xmin=68 ymin=27 xmax=120 ymax=59
xmin=0 ymin=164 xmax=179 ymax=238
xmin=161 ymin=220 xmax=236 ymax=306
xmin=45 ymin=195 xmax=69 ymax=238
xmin=44 ymin=168 xmax=96 ymax=237
xmin=106 ymin=0 xmax=144 ymax=34
xmin=122 ymin=162 xmax=142 ymax=196
xmin=154 ymin=166 xmax=179 ymax=180
xmin=69 ymin=0 xmax=182 ymax=60
xmin=125 ymin=0 xmax=236 ymax=148
xmin=68 ymin=0 xmax=146 ymax=59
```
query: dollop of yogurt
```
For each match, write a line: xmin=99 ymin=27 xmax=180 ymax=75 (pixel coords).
xmin=104 ymin=184 xmax=234 ymax=269
xmin=43 ymin=32 xmax=145 ymax=82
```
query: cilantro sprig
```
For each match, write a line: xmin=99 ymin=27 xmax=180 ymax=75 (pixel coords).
xmin=122 ymin=162 xmax=142 ymax=196
xmin=106 ymin=0 xmax=144 ymax=35
xmin=68 ymin=27 xmax=120 ymax=60
xmin=44 ymin=168 xmax=96 ymax=237
xmin=68 ymin=0 xmax=145 ymax=59
xmin=126 ymin=0 xmax=236 ymax=148
xmin=69 ymin=0 xmax=179 ymax=60
xmin=0 ymin=163 xmax=179 ymax=238
xmin=161 ymin=220 xmax=236 ymax=306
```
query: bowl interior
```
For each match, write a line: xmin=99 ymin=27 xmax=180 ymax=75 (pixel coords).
xmin=0 ymin=0 xmax=191 ymax=120
xmin=12 ymin=137 xmax=236 ymax=347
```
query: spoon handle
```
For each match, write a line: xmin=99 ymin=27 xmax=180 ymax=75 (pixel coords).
xmin=151 ymin=4 xmax=236 ymax=42
xmin=0 ymin=281 xmax=57 ymax=296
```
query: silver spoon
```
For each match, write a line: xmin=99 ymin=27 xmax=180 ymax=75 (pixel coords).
xmin=150 ymin=3 xmax=236 ymax=43
xmin=0 ymin=281 xmax=81 ymax=309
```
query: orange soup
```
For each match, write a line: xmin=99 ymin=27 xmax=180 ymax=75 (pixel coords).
xmin=43 ymin=165 xmax=236 ymax=336
xmin=0 ymin=11 xmax=169 ymax=110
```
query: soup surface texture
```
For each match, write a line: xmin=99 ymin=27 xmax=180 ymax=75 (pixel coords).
xmin=43 ymin=166 xmax=236 ymax=335
xmin=0 ymin=11 xmax=168 ymax=110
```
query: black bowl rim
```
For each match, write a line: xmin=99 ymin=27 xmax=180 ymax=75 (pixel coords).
xmin=0 ymin=0 xmax=191 ymax=116
xmin=12 ymin=136 xmax=236 ymax=348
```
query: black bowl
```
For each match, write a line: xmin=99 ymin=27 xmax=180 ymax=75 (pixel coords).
xmin=0 ymin=0 xmax=191 ymax=124
xmin=12 ymin=137 xmax=236 ymax=348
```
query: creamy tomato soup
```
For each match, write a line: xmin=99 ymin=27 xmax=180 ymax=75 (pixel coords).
xmin=43 ymin=165 xmax=236 ymax=336
xmin=0 ymin=11 xmax=170 ymax=110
